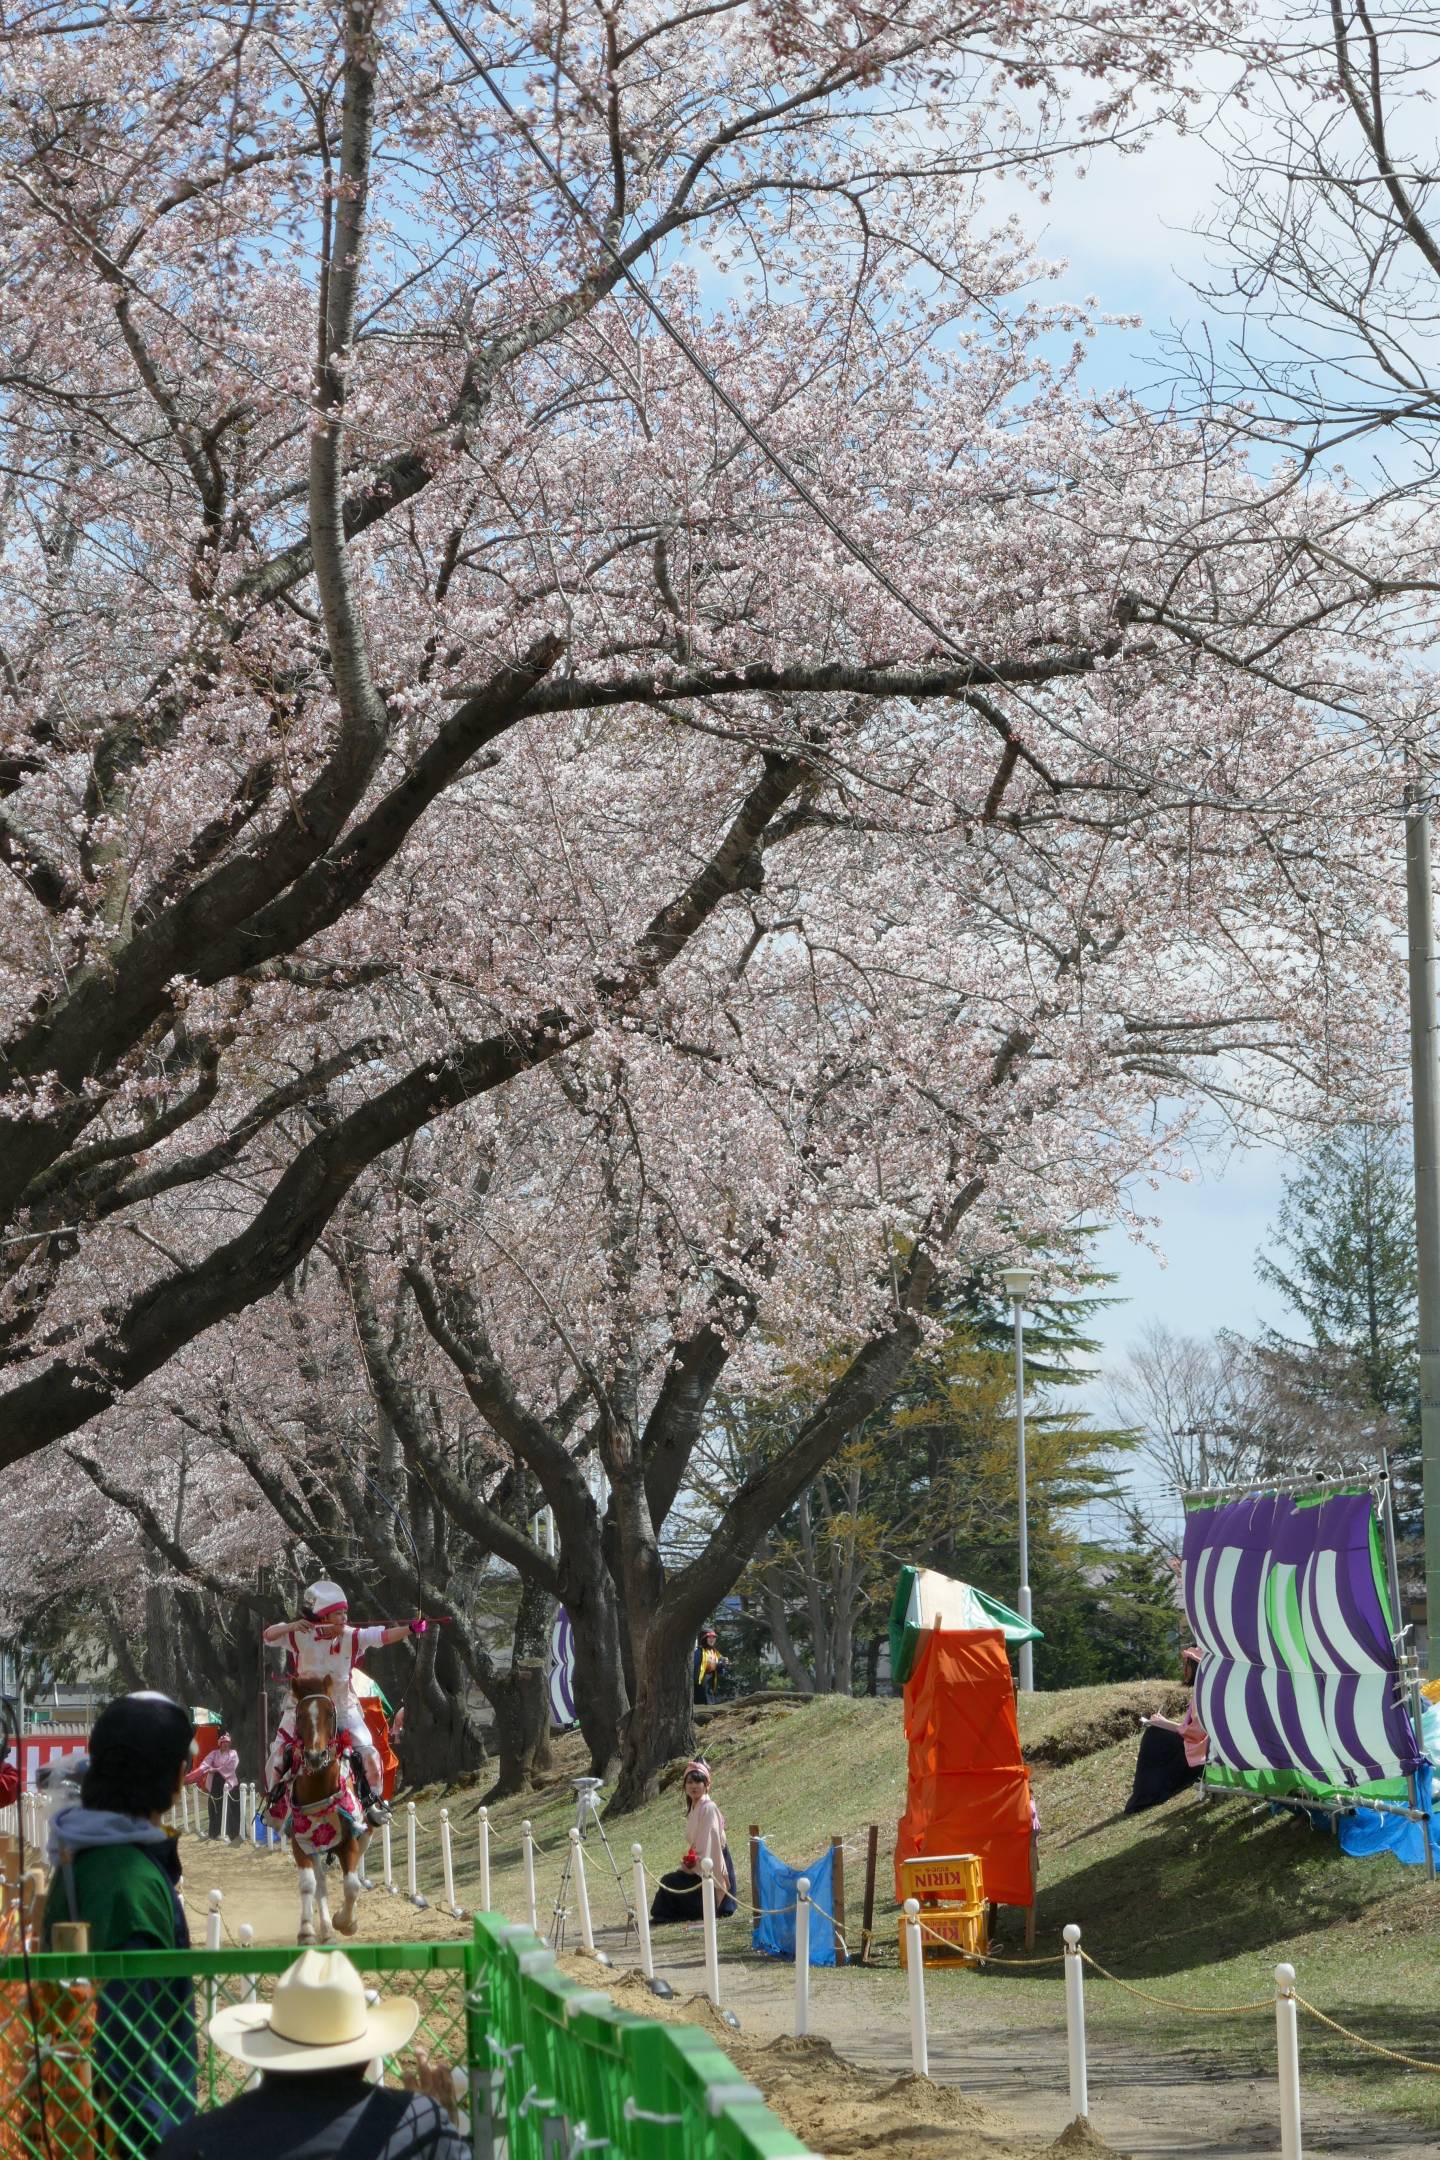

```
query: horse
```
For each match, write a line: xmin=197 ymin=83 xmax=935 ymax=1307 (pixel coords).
xmin=286 ymin=1681 xmax=371 ymax=1945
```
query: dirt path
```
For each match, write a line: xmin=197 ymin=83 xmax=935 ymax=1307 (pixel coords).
xmin=185 ymin=1838 xmax=1429 ymax=2160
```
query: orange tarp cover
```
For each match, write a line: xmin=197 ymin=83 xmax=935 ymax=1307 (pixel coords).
xmin=895 ymin=1628 xmax=1033 ymax=1907
xmin=362 ymin=1695 xmax=399 ymax=1799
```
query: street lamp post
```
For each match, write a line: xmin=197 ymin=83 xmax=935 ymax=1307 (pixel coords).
xmin=1000 ymin=1265 xmax=1035 ymax=1693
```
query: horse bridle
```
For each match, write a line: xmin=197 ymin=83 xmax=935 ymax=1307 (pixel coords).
xmin=296 ymin=1690 xmax=339 ymax=1773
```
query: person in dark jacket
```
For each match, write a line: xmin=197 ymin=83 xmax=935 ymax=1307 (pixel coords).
xmin=43 ymin=1691 xmax=199 ymax=2156
xmin=158 ymin=1948 xmax=465 ymax=2160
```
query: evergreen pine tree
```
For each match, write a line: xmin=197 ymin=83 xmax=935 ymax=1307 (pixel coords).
xmin=1256 ymin=1125 xmax=1420 ymax=1536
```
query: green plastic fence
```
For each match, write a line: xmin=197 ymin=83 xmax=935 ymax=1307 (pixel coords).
xmin=0 ymin=1916 xmax=813 ymax=2160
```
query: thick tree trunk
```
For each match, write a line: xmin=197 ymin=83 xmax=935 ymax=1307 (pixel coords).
xmin=484 ymin=1564 xmax=555 ymax=1796
xmin=559 ymin=1551 xmax=628 ymax=1778
xmin=610 ymin=1619 xmax=696 ymax=1811
xmin=400 ymin=1629 xmax=489 ymax=1787
xmin=484 ymin=1665 xmax=551 ymax=1797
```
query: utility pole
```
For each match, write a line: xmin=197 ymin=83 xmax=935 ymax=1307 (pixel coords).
xmin=1000 ymin=1265 xmax=1035 ymax=1692
xmin=1405 ymin=786 xmax=1440 ymax=1671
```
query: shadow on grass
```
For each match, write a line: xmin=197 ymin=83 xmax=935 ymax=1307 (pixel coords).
xmin=1008 ymin=1790 xmax=1401 ymax=1982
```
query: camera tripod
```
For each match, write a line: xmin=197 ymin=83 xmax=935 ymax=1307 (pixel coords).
xmin=550 ymin=1776 xmax=635 ymax=1954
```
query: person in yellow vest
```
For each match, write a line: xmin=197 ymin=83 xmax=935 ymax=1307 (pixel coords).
xmin=692 ymin=1627 xmax=730 ymax=1705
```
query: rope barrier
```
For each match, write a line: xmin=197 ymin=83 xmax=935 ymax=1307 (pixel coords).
xmin=180 ymin=1887 xmax=247 ymax=1951
xmin=174 ymin=1812 xmax=1440 ymax=2098
xmin=1077 ymin=1951 xmax=1272 ymax=2018
xmin=1294 ymin=1996 xmax=1440 ymax=2075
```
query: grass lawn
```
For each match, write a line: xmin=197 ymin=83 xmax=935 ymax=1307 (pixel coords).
xmin=405 ymin=1683 xmax=1440 ymax=2134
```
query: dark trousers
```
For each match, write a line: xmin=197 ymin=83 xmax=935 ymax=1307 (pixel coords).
xmin=1124 ymin=1726 xmax=1202 ymax=1814
xmin=649 ymin=1847 xmax=737 ymax=1924
xmin=206 ymin=1776 xmax=232 ymax=1840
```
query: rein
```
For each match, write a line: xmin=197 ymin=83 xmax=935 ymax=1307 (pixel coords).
xmin=295 ymin=1691 xmax=339 ymax=1777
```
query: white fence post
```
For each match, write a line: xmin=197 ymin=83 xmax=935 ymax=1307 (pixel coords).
xmin=1063 ymin=1925 xmax=1088 ymax=2119
xmin=219 ymin=1785 xmax=230 ymax=1843
xmin=522 ymin=1820 xmax=538 ymax=1932
xmin=407 ymin=1800 xmax=427 ymax=1908
xmin=903 ymin=1899 xmax=928 ymax=2076
xmin=632 ymin=1845 xmax=655 ymax=1982
xmin=570 ymin=1828 xmax=596 ymax=1954
xmin=794 ymin=1876 xmax=811 ymax=2038
xmin=382 ymin=1817 xmax=395 ymax=1894
xmin=478 ymin=1807 xmax=492 ymax=1912
xmin=700 ymin=1856 xmax=721 ymax=2007
xmin=1275 ymin=1963 xmax=1303 ymax=2160
xmin=206 ymin=1889 xmax=223 ymax=1951
xmin=239 ymin=1925 xmax=260 ymax=2092
xmin=441 ymin=1808 xmax=463 ymax=1916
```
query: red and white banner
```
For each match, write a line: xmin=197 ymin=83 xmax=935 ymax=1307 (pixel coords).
xmin=15 ymin=1728 xmax=88 ymax=1789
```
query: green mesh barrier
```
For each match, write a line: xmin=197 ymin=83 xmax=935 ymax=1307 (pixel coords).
xmin=0 ymin=1920 xmax=813 ymax=2160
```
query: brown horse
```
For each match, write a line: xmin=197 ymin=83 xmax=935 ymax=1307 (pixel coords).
xmin=288 ymin=1680 xmax=370 ymax=1944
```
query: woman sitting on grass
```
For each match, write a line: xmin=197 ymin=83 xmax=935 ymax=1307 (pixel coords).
xmin=648 ymin=1759 xmax=738 ymax=1923
xmin=1124 ymin=1648 xmax=1208 ymax=1814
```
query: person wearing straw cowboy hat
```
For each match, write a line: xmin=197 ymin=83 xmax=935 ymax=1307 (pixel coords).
xmin=157 ymin=1948 xmax=465 ymax=2160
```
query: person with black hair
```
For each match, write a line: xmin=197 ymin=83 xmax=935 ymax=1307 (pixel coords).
xmin=43 ymin=1691 xmax=199 ymax=2154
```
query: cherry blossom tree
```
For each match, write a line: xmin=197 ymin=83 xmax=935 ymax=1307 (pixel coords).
xmin=0 ymin=0 xmax=1311 ymax=1459
xmin=2 ymin=0 xmax=1436 ymax=1803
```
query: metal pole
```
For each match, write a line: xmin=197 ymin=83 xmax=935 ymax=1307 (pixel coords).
xmin=478 ymin=1806 xmax=492 ymax=1911
xmin=903 ymin=1899 xmax=928 ymax=2075
xmin=632 ymin=1845 xmax=655 ymax=1981
xmin=700 ymin=1857 xmax=721 ymax=2006
xmin=522 ymin=1820 xmax=538 ymax=1931
xmin=1406 ymin=789 xmax=1440 ymax=1674
xmin=794 ymin=1877 xmax=811 ymax=2037
xmin=1380 ymin=1451 xmax=1435 ymax=1879
xmin=1013 ymin=1293 xmax=1033 ymax=1692
xmin=1274 ymin=1963 xmax=1303 ymax=2160
xmin=1063 ymin=1925 xmax=1088 ymax=2119
xmin=570 ymin=1828 xmax=595 ymax=1954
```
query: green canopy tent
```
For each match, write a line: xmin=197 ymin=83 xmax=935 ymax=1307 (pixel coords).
xmin=888 ymin=1564 xmax=1042 ymax=1688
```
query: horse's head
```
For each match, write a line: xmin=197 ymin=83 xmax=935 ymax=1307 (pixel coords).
xmin=295 ymin=1687 xmax=338 ymax=1774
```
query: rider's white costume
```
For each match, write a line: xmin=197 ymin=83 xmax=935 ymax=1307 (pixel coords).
xmin=266 ymin=1621 xmax=387 ymax=1793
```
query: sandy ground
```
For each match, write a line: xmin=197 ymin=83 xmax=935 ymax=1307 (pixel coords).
xmin=182 ymin=1835 xmax=1434 ymax=2160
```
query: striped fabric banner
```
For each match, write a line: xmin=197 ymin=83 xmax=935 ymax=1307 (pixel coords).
xmin=1181 ymin=1489 xmax=1421 ymax=1800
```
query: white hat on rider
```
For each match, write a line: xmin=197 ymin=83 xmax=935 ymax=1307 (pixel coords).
xmin=303 ymin=1580 xmax=349 ymax=1618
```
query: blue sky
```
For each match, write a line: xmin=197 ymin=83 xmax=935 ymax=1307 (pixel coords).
xmin=985 ymin=103 xmax=1308 ymax=1383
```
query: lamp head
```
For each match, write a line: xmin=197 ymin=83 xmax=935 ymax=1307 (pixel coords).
xmin=999 ymin=1265 xmax=1035 ymax=1301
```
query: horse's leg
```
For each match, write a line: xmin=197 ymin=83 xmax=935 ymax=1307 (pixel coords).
xmin=332 ymin=1830 xmax=363 ymax=1937
xmin=315 ymin=1855 xmax=334 ymax=1942
xmin=295 ymin=1841 xmax=318 ymax=1947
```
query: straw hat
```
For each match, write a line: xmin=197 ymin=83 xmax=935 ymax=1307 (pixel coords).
xmin=210 ymin=1949 xmax=419 ymax=2071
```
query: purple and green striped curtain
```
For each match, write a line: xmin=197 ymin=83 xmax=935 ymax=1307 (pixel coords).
xmin=1181 ymin=1488 xmax=1421 ymax=1803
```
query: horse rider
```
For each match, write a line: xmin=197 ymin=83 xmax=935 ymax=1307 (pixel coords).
xmin=263 ymin=1581 xmax=419 ymax=1828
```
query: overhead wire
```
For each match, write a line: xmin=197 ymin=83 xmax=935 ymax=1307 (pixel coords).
xmin=425 ymin=0 xmax=1070 ymax=775
xmin=424 ymin=0 xmax=1404 ymax=825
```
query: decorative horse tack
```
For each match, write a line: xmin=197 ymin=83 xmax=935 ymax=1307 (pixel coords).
xmin=287 ymin=1682 xmax=372 ymax=1945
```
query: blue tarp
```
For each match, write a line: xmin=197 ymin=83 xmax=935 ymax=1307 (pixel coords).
xmin=750 ymin=1837 xmax=838 ymax=1965
xmin=1339 ymin=1762 xmax=1436 ymax=1867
